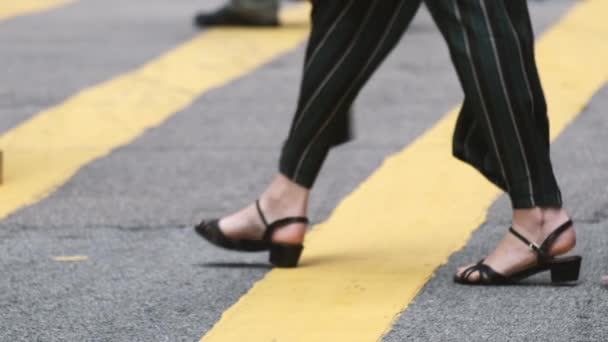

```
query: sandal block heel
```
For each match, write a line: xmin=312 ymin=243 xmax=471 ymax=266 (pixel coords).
xmin=269 ymin=243 xmax=303 ymax=268
xmin=550 ymin=256 xmax=582 ymax=283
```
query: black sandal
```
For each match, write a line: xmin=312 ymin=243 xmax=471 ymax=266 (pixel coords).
xmin=194 ymin=200 xmax=308 ymax=268
xmin=454 ymin=220 xmax=581 ymax=285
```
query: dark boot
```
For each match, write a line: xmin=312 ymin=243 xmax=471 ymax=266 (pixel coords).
xmin=194 ymin=5 xmax=279 ymax=28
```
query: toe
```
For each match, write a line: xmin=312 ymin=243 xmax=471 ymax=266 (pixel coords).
xmin=455 ymin=264 xmax=481 ymax=283
xmin=456 ymin=264 xmax=475 ymax=276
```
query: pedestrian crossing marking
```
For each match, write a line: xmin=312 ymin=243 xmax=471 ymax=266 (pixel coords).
xmin=0 ymin=0 xmax=75 ymax=22
xmin=0 ymin=3 xmax=311 ymax=221
xmin=199 ymin=1 xmax=608 ymax=341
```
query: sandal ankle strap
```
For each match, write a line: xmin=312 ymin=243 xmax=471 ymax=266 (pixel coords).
xmin=539 ymin=219 xmax=573 ymax=255
xmin=255 ymin=200 xmax=270 ymax=227
xmin=509 ymin=227 xmax=544 ymax=258
xmin=255 ymin=200 xmax=309 ymax=242
xmin=508 ymin=219 xmax=574 ymax=263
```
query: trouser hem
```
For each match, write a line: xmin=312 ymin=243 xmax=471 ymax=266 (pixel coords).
xmin=510 ymin=192 xmax=562 ymax=209
xmin=279 ymin=141 xmax=327 ymax=189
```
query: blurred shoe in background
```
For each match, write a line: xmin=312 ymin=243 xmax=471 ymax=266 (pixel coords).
xmin=194 ymin=0 xmax=280 ymax=27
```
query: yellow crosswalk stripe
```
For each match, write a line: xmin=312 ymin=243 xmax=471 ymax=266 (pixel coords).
xmin=0 ymin=0 xmax=75 ymax=22
xmin=0 ymin=3 xmax=311 ymax=220
xmin=199 ymin=1 xmax=608 ymax=341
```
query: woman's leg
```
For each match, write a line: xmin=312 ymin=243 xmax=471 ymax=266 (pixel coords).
xmin=425 ymin=0 xmax=575 ymax=281
xmin=280 ymin=0 xmax=423 ymax=188
xmin=218 ymin=0 xmax=423 ymax=245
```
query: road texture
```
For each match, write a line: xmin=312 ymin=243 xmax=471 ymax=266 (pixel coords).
xmin=1 ymin=0 xmax=606 ymax=341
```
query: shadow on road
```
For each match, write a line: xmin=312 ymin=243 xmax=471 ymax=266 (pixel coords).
xmin=194 ymin=262 xmax=272 ymax=269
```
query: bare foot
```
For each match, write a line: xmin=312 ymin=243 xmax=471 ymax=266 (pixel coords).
xmin=217 ymin=174 xmax=310 ymax=245
xmin=456 ymin=207 xmax=576 ymax=283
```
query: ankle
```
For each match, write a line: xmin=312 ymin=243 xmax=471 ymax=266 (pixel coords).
xmin=258 ymin=175 xmax=310 ymax=245
xmin=541 ymin=207 xmax=574 ymax=238
xmin=541 ymin=207 xmax=569 ymax=226
xmin=260 ymin=174 xmax=310 ymax=218
xmin=512 ymin=208 xmax=543 ymax=237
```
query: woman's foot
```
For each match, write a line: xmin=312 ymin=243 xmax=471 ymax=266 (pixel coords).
xmin=456 ymin=207 xmax=576 ymax=283
xmin=215 ymin=174 xmax=310 ymax=245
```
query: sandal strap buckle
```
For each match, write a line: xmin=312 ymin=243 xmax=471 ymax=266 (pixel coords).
xmin=509 ymin=227 xmax=541 ymax=254
xmin=528 ymin=242 xmax=540 ymax=252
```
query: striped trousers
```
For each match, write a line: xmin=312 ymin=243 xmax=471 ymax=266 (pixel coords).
xmin=279 ymin=0 xmax=563 ymax=209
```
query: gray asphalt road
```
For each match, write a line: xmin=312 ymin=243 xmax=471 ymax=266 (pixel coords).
xmin=383 ymin=86 xmax=608 ymax=342
xmin=2 ymin=0 xmax=606 ymax=341
xmin=0 ymin=0 xmax=207 ymax=135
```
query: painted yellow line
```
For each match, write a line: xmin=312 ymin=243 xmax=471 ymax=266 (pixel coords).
xmin=0 ymin=0 xmax=75 ymax=22
xmin=0 ymin=4 xmax=311 ymax=220
xmin=200 ymin=1 xmax=608 ymax=341
xmin=51 ymin=255 xmax=88 ymax=262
